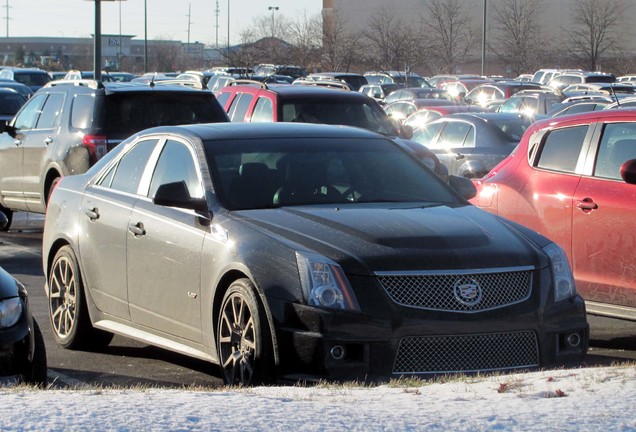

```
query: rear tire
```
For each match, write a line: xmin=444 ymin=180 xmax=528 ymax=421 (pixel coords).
xmin=48 ymin=245 xmax=113 ymax=350
xmin=217 ymin=278 xmax=275 ymax=386
xmin=0 ymin=205 xmax=12 ymax=232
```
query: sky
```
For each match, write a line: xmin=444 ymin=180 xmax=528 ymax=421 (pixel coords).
xmin=1 ymin=365 xmax=635 ymax=431
xmin=6 ymin=0 xmax=323 ymax=46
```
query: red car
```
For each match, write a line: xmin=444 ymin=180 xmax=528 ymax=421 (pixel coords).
xmin=472 ymin=110 xmax=636 ymax=321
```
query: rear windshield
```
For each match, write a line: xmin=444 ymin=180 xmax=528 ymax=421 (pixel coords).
xmin=102 ymin=91 xmax=228 ymax=137
xmin=0 ymin=93 xmax=25 ymax=115
xmin=14 ymin=72 xmax=51 ymax=87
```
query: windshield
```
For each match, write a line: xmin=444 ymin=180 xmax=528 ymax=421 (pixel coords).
xmin=206 ymin=136 xmax=459 ymax=210
xmin=488 ymin=117 xmax=532 ymax=141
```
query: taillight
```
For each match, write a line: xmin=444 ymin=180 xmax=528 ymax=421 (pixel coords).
xmin=82 ymin=135 xmax=108 ymax=164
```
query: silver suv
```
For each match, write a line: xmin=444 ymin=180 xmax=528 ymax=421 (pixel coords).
xmin=0 ymin=80 xmax=228 ymax=230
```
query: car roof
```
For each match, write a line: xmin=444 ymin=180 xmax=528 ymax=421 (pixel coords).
xmin=140 ymin=121 xmax=385 ymax=142
xmin=227 ymin=83 xmax=371 ymax=100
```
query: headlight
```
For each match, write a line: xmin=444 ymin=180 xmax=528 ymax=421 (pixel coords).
xmin=296 ymin=251 xmax=360 ymax=312
xmin=543 ymin=243 xmax=576 ymax=302
xmin=0 ymin=297 xmax=23 ymax=328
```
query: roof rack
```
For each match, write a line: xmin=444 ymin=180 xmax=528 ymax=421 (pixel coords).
xmin=228 ymin=79 xmax=268 ymax=89
xmin=291 ymin=80 xmax=350 ymax=91
xmin=152 ymin=79 xmax=203 ymax=89
xmin=45 ymin=79 xmax=105 ymax=89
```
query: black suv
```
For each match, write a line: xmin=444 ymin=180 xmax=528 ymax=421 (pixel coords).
xmin=0 ymin=80 xmax=228 ymax=229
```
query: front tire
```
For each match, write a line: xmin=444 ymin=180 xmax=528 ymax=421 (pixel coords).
xmin=0 ymin=205 xmax=12 ymax=232
xmin=22 ymin=319 xmax=48 ymax=387
xmin=48 ymin=245 xmax=113 ymax=350
xmin=217 ymin=278 xmax=274 ymax=386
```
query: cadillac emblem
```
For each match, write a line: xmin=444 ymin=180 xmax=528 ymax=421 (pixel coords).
xmin=453 ymin=277 xmax=483 ymax=306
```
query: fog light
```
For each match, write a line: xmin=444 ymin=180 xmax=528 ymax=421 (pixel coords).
xmin=566 ymin=333 xmax=581 ymax=348
xmin=330 ymin=345 xmax=346 ymax=360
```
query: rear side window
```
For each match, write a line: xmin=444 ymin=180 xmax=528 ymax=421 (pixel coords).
xmin=71 ymin=94 xmax=95 ymax=129
xmin=108 ymin=139 xmax=157 ymax=194
xmin=536 ymin=125 xmax=588 ymax=173
xmin=228 ymin=93 xmax=254 ymax=122
xmin=250 ymin=97 xmax=273 ymax=122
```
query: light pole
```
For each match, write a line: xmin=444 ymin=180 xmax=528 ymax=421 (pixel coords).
xmin=86 ymin=1 xmax=124 ymax=80
xmin=226 ymin=0 xmax=230 ymax=63
xmin=144 ymin=0 xmax=148 ymax=73
xmin=481 ymin=0 xmax=487 ymax=77
xmin=268 ymin=6 xmax=279 ymax=38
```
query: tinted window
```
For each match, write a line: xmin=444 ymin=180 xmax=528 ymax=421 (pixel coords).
xmin=536 ymin=125 xmax=588 ymax=173
xmin=71 ymin=94 xmax=95 ymax=129
xmin=0 ymin=92 xmax=25 ymax=115
xmin=149 ymin=140 xmax=202 ymax=198
xmin=104 ymin=92 xmax=227 ymax=136
xmin=109 ymin=139 xmax=157 ymax=194
xmin=14 ymin=72 xmax=51 ymax=87
xmin=594 ymin=123 xmax=636 ymax=180
xmin=13 ymin=93 xmax=47 ymax=130
xmin=36 ymin=93 xmax=64 ymax=129
xmin=206 ymin=137 xmax=458 ymax=210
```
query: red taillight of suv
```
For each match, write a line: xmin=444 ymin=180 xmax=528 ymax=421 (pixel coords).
xmin=82 ymin=135 xmax=108 ymax=164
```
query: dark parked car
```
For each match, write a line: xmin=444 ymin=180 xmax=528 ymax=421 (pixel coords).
xmin=0 ymin=88 xmax=27 ymax=122
xmin=0 ymin=68 xmax=51 ymax=91
xmin=305 ymin=72 xmax=368 ymax=91
xmin=42 ymin=122 xmax=588 ymax=386
xmin=0 ymin=211 xmax=47 ymax=386
xmin=384 ymin=99 xmax=463 ymax=124
xmin=472 ymin=109 xmax=636 ymax=322
xmin=411 ymin=112 xmax=532 ymax=178
xmin=0 ymin=80 xmax=229 ymax=229
xmin=358 ymin=83 xmax=402 ymax=104
xmin=0 ymin=79 xmax=34 ymax=99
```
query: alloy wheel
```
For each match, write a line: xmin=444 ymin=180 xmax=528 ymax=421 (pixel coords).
xmin=49 ymin=255 xmax=77 ymax=339
xmin=218 ymin=292 xmax=257 ymax=386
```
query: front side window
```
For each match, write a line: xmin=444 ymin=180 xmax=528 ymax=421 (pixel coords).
xmin=13 ymin=93 xmax=47 ymax=130
xmin=535 ymin=125 xmax=588 ymax=173
xmin=594 ymin=123 xmax=636 ymax=180
xmin=149 ymin=140 xmax=203 ymax=198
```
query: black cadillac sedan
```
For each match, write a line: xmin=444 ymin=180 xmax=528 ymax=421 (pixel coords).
xmin=42 ymin=123 xmax=588 ymax=385
xmin=0 ymin=211 xmax=47 ymax=386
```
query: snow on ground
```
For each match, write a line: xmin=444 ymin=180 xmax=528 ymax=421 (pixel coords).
xmin=1 ymin=365 xmax=635 ymax=431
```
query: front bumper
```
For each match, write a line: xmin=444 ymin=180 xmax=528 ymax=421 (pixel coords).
xmin=273 ymin=294 xmax=588 ymax=382
xmin=0 ymin=309 xmax=32 ymax=378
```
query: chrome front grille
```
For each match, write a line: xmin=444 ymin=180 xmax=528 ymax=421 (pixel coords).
xmin=393 ymin=331 xmax=539 ymax=374
xmin=376 ymin=267 xmax=533 ymax=312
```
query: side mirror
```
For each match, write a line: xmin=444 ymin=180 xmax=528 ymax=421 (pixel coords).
xmin=0 ymin=120 xmax=15 ymax=138
xmin=153 ymin=181 xmax=209 ymax=214
xmin=620 ymin=159 xmax=636 ymax=184
xmin=448 ymin=175 xmax=477 ymax=200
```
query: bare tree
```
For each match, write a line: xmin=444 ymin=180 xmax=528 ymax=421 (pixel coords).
xmin=567 ymin=0 xmax=628 ymax=71
xmin=321 ymin=9 xmax=365 ymax=71
xmin=363 ymin=8 xmax=423 ymax=72
xmin=287 ymin=12 xmax=322 ymax=70
xmin=489 ymin=0 xmax=545 ymax=76
xmin=422 ymin=0 xmax=476 ymax=74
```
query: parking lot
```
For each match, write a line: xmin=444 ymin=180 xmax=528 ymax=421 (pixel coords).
xmin=0 ymin=212 xmax=634 ymax=388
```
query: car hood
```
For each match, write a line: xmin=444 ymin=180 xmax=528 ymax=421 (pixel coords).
xmin=233 ymin=204 xmax=546 ymax=275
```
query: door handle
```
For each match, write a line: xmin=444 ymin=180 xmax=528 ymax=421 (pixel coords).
xmin=13 ymin=139 xmax=21 ymax=147
xmin=85 ymin=207 xmax=100 ymax=220
xmin=576 ymin=197 xmax=598 ymax=212
xmin=129 ymin=222 xmax=146 ymax=237
xmin=44 ymin=137 xmax=53 ymax=145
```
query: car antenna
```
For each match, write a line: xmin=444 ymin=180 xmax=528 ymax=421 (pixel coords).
xmin=610 ymin=85 xmax=620 ymax=107
xmin=149 ymin=74 xmax=156 ymax=88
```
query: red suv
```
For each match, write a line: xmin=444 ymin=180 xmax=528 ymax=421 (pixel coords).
xmin=216 ymin=81 xmax=409 ymax=138
xmin=472 ymin=109 xmax=636 ymax=321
